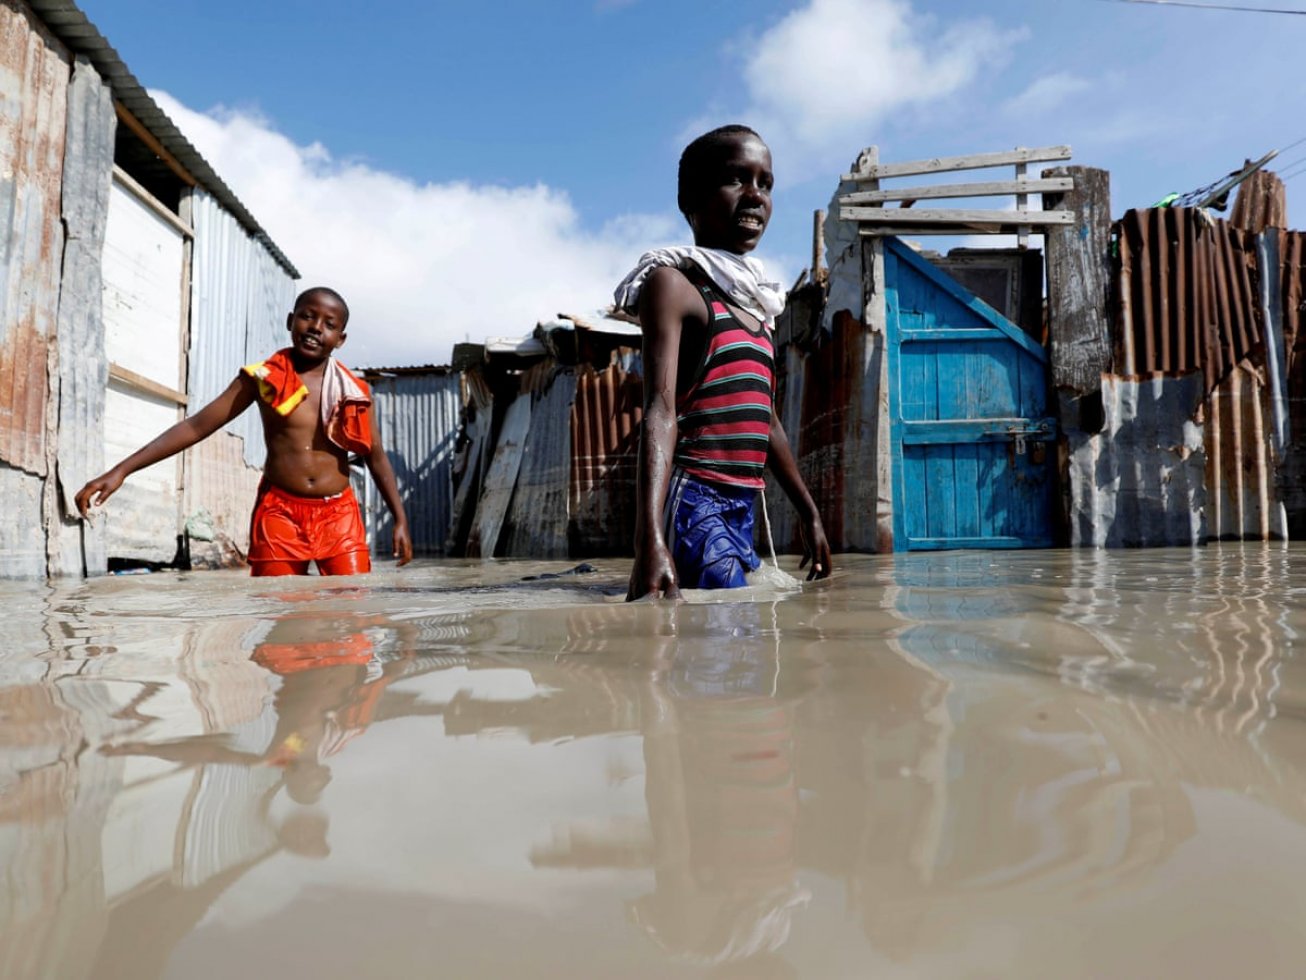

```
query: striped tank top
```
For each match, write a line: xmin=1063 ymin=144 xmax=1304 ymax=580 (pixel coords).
xmin=674 ymin=276 xmax=775 ymax=490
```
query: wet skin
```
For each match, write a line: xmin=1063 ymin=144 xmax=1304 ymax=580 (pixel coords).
xmin=628 ymin=133 xmax=831 ymax=601
xmin=75 ymin=288 xmax=413 ymax=566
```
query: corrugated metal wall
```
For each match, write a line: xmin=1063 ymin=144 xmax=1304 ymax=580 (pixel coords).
xmin=360 ymin=369 xmax=462 ymax=556
xmin=184 ymin=189 xmax=296 ymax=566
xmin=1100 ymin=211 xmax=1297 ymax=545
xmin=50 ymin=55 xmax=114 ymax=577
xmin=0 ymin=2 xmax=68 ymax=578
xmin=188 ymin=189 xmax=296 ymax=471
xmin=503 ymin=365 xmax=576 ymax=558
xmin=1116 ymin=207 xmax=1261 ymax=391
xmin=569 ymin=355 xmax=642 ymax=557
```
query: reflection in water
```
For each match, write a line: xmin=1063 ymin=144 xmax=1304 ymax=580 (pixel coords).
xmin=3 ymin=548 xmax=1306 ymax=978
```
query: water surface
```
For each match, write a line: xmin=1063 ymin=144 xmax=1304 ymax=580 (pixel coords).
xmin=3 ymin=546 xmax=1306 ymax=978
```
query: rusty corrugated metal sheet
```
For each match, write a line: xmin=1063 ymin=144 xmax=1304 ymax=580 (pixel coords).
xmin=50 ymin=54 xmax=114 ymax=577
xmin=502 ymin=365 xmax=576 ymax=558
xmin=1230 ymin=169 xmax=1287 ymax=234
xmin=0 ymin=2 xmax=69 ymax=579
xmin=1205 ymin=363 xmax=1286 ymax=540
xmin=0 ymin=2 xmax=67 ymax=480
xmin=361 ymin=368 xmax=462 ymax=556
xmin=569 ymin=356 xmax=642 ymax=557
xmin=1116 ymin=208 xmax=1261 ymax=392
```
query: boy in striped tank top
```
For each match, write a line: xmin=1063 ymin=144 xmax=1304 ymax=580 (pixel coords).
xmin=615 ymin=126 xmax=831 ymax=600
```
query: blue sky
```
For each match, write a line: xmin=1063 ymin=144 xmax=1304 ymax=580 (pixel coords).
xmin=77 ymin=0 xmax=1304 ymax=366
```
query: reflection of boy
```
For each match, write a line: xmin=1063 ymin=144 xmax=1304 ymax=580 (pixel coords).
xmin=616 ymin=126 xmax=831 ymax=600
xmin=75 ymin=287 xmax=412 ymax=576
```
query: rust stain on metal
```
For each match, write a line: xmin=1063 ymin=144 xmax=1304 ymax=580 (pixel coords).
xmin=1116 ymin=208 xmax=1262 ymax=392
xmin=570 ymin=358 xmax=642 ymax=556
xmin=0 ymin=322 xmax=51 ymax=476
xmin=0 ymin=2 xmax=70 ymax=478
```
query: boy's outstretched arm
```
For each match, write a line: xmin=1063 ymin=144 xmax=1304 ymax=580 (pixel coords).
xmin=75 ymin=374 xmax=257 ymax=518
xmin=767 ymin=412 xmax=832 ymax=580
xmin=628 ymin=268 xmax=700 ymax=601
xmin=365 ymin=410 xmax=412 ymax=566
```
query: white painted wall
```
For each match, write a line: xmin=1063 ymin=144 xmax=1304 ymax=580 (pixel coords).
xmin=100 ymin=177 xmax=186 ymax=560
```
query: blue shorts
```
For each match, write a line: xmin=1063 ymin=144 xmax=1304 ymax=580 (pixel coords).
xmin=664 ymin=469 xmax=761 ymax=590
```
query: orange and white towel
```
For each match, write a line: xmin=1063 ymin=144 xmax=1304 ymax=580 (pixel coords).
xmin=243 ymin=349 xmax=373 ymax=455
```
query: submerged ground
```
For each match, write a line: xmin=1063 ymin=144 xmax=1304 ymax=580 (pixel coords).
xmin=2 ymin=546 xmax=1305 ymax=978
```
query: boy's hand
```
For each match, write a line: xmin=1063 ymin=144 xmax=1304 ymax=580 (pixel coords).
xmin=798 ymin=516 xmax=832 ymax=581
xmin=75 ymin=469 xmax=125 ymax=518
xmin=392 ymin=523 xmax=413 ymax=567
xmin=627 ymin=543 xmax=681 ymax=601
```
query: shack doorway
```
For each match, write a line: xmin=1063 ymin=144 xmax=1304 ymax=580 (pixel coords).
xmin=884 ymin=238 xmax=1055 ymax=550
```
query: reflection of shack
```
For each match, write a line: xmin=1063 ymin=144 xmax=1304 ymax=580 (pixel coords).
xmin=446 ymin=312 xmax=645 ymax=559
xmin=1 ymin=0 xmax=298 ymax=579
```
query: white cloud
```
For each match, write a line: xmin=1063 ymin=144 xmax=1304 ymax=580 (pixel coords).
xmin=151 ymin=92 xmax=679 ymax=367
xmin=737 ymin=0 xmax=1026 ymax=169
xmin=1002 ymin=72 xmax=1092 ymax=117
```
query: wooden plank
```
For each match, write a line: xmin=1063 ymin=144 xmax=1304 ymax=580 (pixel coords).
xmin=1043 ymin=166 xmax=1113 ymax=395
xmin=843 ymin=145 xmax=1072 ymax=181
xmin=840 ymin=207 xmax=1075 ymax=225
xmin=112 ymin=165 xmax=194 ymax=238
xmin=860 ymin=226 xmax=1054 ymax=237
xmin=114 ymin=101 xmax=197 ymax=187
xmin=909 ymin=536 xmax=1034 ymax=550
xmin=109 ymin=362 xmax=188 ymax=406
xmin=840 ymin=177 xmax=1073 ymax=205
xmin=901 ymin=327 xmax=1010 ymax=343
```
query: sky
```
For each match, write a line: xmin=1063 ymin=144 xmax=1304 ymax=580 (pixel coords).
xmin=76 ymin=0 xmax=1306 ymax=367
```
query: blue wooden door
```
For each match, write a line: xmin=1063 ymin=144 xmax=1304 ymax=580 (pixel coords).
xmin=885 ymin=238 xmax=1055 ymax=551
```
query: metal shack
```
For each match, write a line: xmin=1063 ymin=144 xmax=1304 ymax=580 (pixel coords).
xmin=447 ymin=313 xmax=644 ymax=560
xmin=776 ymin=144 xmax=1306 ymax=552
xmin=0 ymin=0 xmax=298 ymax=579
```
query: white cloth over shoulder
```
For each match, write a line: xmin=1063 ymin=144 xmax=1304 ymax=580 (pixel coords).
xmin=613 ymin=246 xmax=785 ymax=325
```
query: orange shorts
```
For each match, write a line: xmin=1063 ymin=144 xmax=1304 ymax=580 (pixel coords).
xmin=253 ymin=633 xmax=375 ymax=674
xmin=248 ymin=484 xmax=371 ymax=576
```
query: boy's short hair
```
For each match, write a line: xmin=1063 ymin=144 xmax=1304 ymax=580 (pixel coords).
xmin=677 ymin=124 xmax=763 ymax=217
xmin=294 ymin=286 xmax=350 ymax=325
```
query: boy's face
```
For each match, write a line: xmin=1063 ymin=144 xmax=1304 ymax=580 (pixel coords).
xmin=687 ymin=134 xmax=773 ymax=255
xmin=286 ymin=290 xmax=348 ymax=361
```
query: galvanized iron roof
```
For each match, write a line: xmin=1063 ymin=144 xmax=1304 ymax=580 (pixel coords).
xmin=28 ymin=0 xmax=299 ymax=278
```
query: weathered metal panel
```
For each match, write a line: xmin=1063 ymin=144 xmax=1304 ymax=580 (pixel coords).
xmin=0 ymin=2 xmax=68 ymax=578
xmin=446 ymin=368 xmax=492 ymax=555
xmin=1205 ymin=364 xmax=1284 ymax=541
xmin=182 ymin=430 xmax=260 ymax=567
xmin=1230 ymin=168 xmax=1287 ymax=234
xmin=189 ymin=189 xmax=296 ymax=471
xmin=50 ymin=54 xmax=114 ymax=577
xmin=359 ymin=368 xmax=462 ymax=556
xmin=502 ymin=366 xmax=576 ymax=558
xmin=100 ymin=176 xmax=184 ymax=561
xmin=569 ymin=355 xmax=642 ymax=557
xmin=1279 ymin=231 xmax=1306 ymax=536
xmin=1063 ymin=375 xmax=1207 ymax=547
xmin=1116 ymin=208 xmax=1261 ymax=392
xmin=467 ymin=385 xmax=532 ymax=558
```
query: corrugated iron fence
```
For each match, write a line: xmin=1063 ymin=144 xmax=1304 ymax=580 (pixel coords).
xmin=1104 ymin=208 xmax=1305 ymax=543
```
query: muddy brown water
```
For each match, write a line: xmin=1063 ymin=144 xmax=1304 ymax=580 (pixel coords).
xmin=3 ymin=546 xmax=1306 ymax=979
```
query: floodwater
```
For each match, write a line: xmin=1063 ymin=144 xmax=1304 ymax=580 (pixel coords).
xmin=3 ymin=547 xmax=1306 ymax=979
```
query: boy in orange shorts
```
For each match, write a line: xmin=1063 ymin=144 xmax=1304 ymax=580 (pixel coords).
xmin=76 ymin=287 xmax=412 ymax=576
